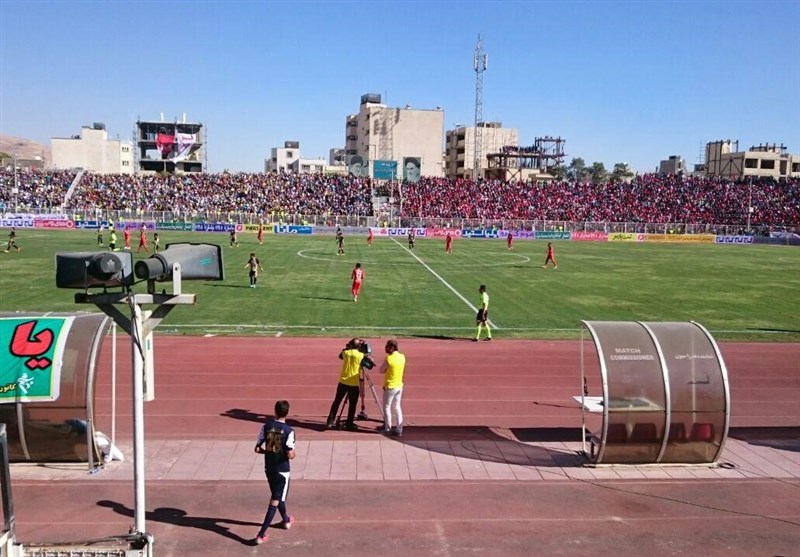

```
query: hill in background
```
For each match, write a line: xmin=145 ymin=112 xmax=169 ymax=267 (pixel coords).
xmin=0 ymin=135 xmax=50 ymax=166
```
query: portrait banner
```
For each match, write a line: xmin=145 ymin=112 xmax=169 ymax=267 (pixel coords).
xmin=402 ymin=157 xmax=421 ymax=183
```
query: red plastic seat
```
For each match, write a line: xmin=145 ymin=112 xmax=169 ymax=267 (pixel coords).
xmin=630 ymin=423 xmax=658 ymax=443
xmin=605 ymin=423 xmax=628 ymax=443
xmin=668 ymin=423 xmax=688 ymax=443
xmin=690 ymin=422 xmax=715 ymax=442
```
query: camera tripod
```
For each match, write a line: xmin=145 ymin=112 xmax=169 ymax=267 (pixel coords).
xmin=357 ymin=368 xmax=385 ymax=421
xmin=334 ymin=368 xmax=384 ymax=428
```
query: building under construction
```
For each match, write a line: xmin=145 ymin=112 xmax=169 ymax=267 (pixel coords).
xmin=702 ymin=139 xmax=800 ymax=180
xmin=133 ymin=115 xmax=205 ymax=174
xmin=485 ymin=136 xmax=566 ymax=181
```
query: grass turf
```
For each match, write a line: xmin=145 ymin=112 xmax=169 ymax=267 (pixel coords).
xmin=1 ymin=229 xmax=798 ymax=341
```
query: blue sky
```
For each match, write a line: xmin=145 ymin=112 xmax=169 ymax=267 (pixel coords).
xmin=1 ymin=0 xmax=799 ymax=174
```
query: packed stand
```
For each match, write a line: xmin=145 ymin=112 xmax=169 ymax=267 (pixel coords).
xmin=0 ymin=167 xmax=77 ymax=210
xmin=399 ymin=174 xmax=800 ymax=227
xmin=11 ymin=168 xmax=800 ymax=228
xmin=68 ymin=172 xmax=374 ymax=217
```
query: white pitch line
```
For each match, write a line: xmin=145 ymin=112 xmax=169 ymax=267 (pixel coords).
xmin=152 ymin=324 xmax=797 ymax=336
xmin=389 ymin=236 xmax=498 ymax=329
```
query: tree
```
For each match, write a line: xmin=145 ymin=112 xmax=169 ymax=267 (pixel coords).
xmin=589 ymin=162 xmax=607 ymax=184
xmin=549 ymin=164 xmax=568 ymax=180
xmin=567 ymin=158 xmax=587 ymax=182
xmin=610 ymin=163 xmax=635 ymax=183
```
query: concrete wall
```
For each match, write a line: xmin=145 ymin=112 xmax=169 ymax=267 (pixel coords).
xmin=52 ymin=127 xmax=132 ymax=174
xmin=346 ymin=100 xmax=445 ymax=178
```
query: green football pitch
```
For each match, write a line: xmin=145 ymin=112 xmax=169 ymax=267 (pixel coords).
xmin=1 ymin=229 xmax=798 ymax=341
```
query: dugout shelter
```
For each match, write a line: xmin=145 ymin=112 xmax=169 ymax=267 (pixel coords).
xmin=0 ymin=312 xmax=110 ymax=467
xmin=576 ymin=321 xmax=730 ymax=465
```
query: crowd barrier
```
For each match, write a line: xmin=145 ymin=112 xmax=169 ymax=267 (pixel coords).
xmin=1 ymin=214 xmax=797 ymax=246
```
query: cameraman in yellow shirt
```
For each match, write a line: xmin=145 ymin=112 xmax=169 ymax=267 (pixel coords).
xmin=326 ymin=338 xmax=366 ymax=431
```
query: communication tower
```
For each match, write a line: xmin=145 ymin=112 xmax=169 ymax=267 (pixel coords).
xmin=473 ymin=35 xmax=488 ymax=180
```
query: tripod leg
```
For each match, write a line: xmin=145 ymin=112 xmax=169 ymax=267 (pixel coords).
xmin=368 ymin=381 xmax=385 ymax=420
xmin=357 ymin=375 xmax=368 ymax=420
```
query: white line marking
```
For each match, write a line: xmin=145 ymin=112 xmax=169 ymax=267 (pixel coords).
xmin=296 ymin=249 xmax=339 ymax=263
xmin=389 ymin=236 xmax=498 ymax=329
xmin=156 ymin=324 xmax=797 ymax=336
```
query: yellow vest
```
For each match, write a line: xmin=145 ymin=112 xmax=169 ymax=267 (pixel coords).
xmin=383 ymin=351 xmax=405 ymax=389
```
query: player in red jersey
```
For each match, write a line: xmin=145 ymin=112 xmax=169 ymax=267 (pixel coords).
xmin=367 ymin=228 xmax=374 ymax=246
xmin=123 ymin=226 xmax=132 ymax=250
xmin=507 ymin=232 xmax=514 ymax=250
xmin=543 ymin=242 xmax=557 ymax=269
xmin=445 ymin=233 xmax=453 ymax=253
xmin=136 ymin=224 xmax=149 ymax=253
xmin=351 ymin=263 xmax=365 ymax=302
xmin=257 ymin=223 xmax=264 ymax=245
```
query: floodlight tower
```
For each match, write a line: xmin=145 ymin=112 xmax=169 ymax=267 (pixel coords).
xmin=473 ymin=35 xmax=488 ymax=180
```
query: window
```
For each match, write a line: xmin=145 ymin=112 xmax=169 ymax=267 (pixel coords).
xmin=122 ymin=160 xmax=130 ymax=166
xmin=287 ymin=151 xmax=294 ymax=159
xmin=792 ymin=163 xmax=800 ymax=172
xmin=744 ymin=158 xmax=757 ymax=168
xmin=760 ymin=159 xmax=775 ymax=170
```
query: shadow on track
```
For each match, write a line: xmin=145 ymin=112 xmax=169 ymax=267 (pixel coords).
xmin=97 ymin=500 xmax=259 ymax=545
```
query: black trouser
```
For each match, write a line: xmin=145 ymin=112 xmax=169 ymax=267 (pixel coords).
xmin=327 ymin=382 xmax=360 ymax=426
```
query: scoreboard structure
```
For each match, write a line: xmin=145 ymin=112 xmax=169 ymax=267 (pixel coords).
xmin=134 ymin=117 xmax=206 ymax=174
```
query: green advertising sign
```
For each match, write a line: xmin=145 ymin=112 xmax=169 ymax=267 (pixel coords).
xmin=0 ymin=317 xmax=72 ymax=402
xmin=534 ymin=231 xmax=571 ymax=240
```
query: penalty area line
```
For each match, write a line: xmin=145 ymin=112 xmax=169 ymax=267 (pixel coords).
xmin=390 ymin=236 xmax=498 ymax=329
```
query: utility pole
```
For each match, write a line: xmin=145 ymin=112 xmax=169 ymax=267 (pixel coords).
xmin=747 ymin=175 xmax=753 ymax=231
xmin=12 ymin=154 xmax=19 ymax=213
xmin=473 ymin=35 xmax=487 ymax=181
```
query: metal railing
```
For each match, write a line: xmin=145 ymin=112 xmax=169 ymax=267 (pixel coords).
xmin=6 ymin=206 xmax=798 ymax=236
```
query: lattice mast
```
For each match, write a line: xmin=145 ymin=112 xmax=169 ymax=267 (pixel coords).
xmin=473 ymin=35 xmax=488 ymax=180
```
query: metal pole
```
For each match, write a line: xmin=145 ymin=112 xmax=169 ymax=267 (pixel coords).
xmin=131 ymin=304 xmax=146 ymax=533
xmin=12 ymin=155 xmax=18 ymax=213
xmin=1 ymin=424 xmax=14 ymax=534
xmin=111 ymin=323 xmax=117 ymax=453
xmin=747 ymin=176 xmax=753 ymax=231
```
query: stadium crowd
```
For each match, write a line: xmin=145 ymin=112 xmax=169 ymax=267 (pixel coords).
xmin=0 ymin=167 xmax=77 ymax=210
xmin=2 ymin=167 xmax=798 ymax=227
xmin=70 ymin=172 xmax=373 ymax=217
xmin=399 ymin=174 xmax=800 ymax=226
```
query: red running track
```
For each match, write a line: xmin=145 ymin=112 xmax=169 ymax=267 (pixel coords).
xmin=92 ymin=337 xmax=800 ymax=440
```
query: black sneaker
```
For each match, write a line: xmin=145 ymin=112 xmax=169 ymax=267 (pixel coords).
xmin=343 ymin=423 xmax=358 ymax=432
xmin=472 ymin=338 xmax=479 ymax=342
xmin=484 ymin=337 xmax=492 ymax=341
